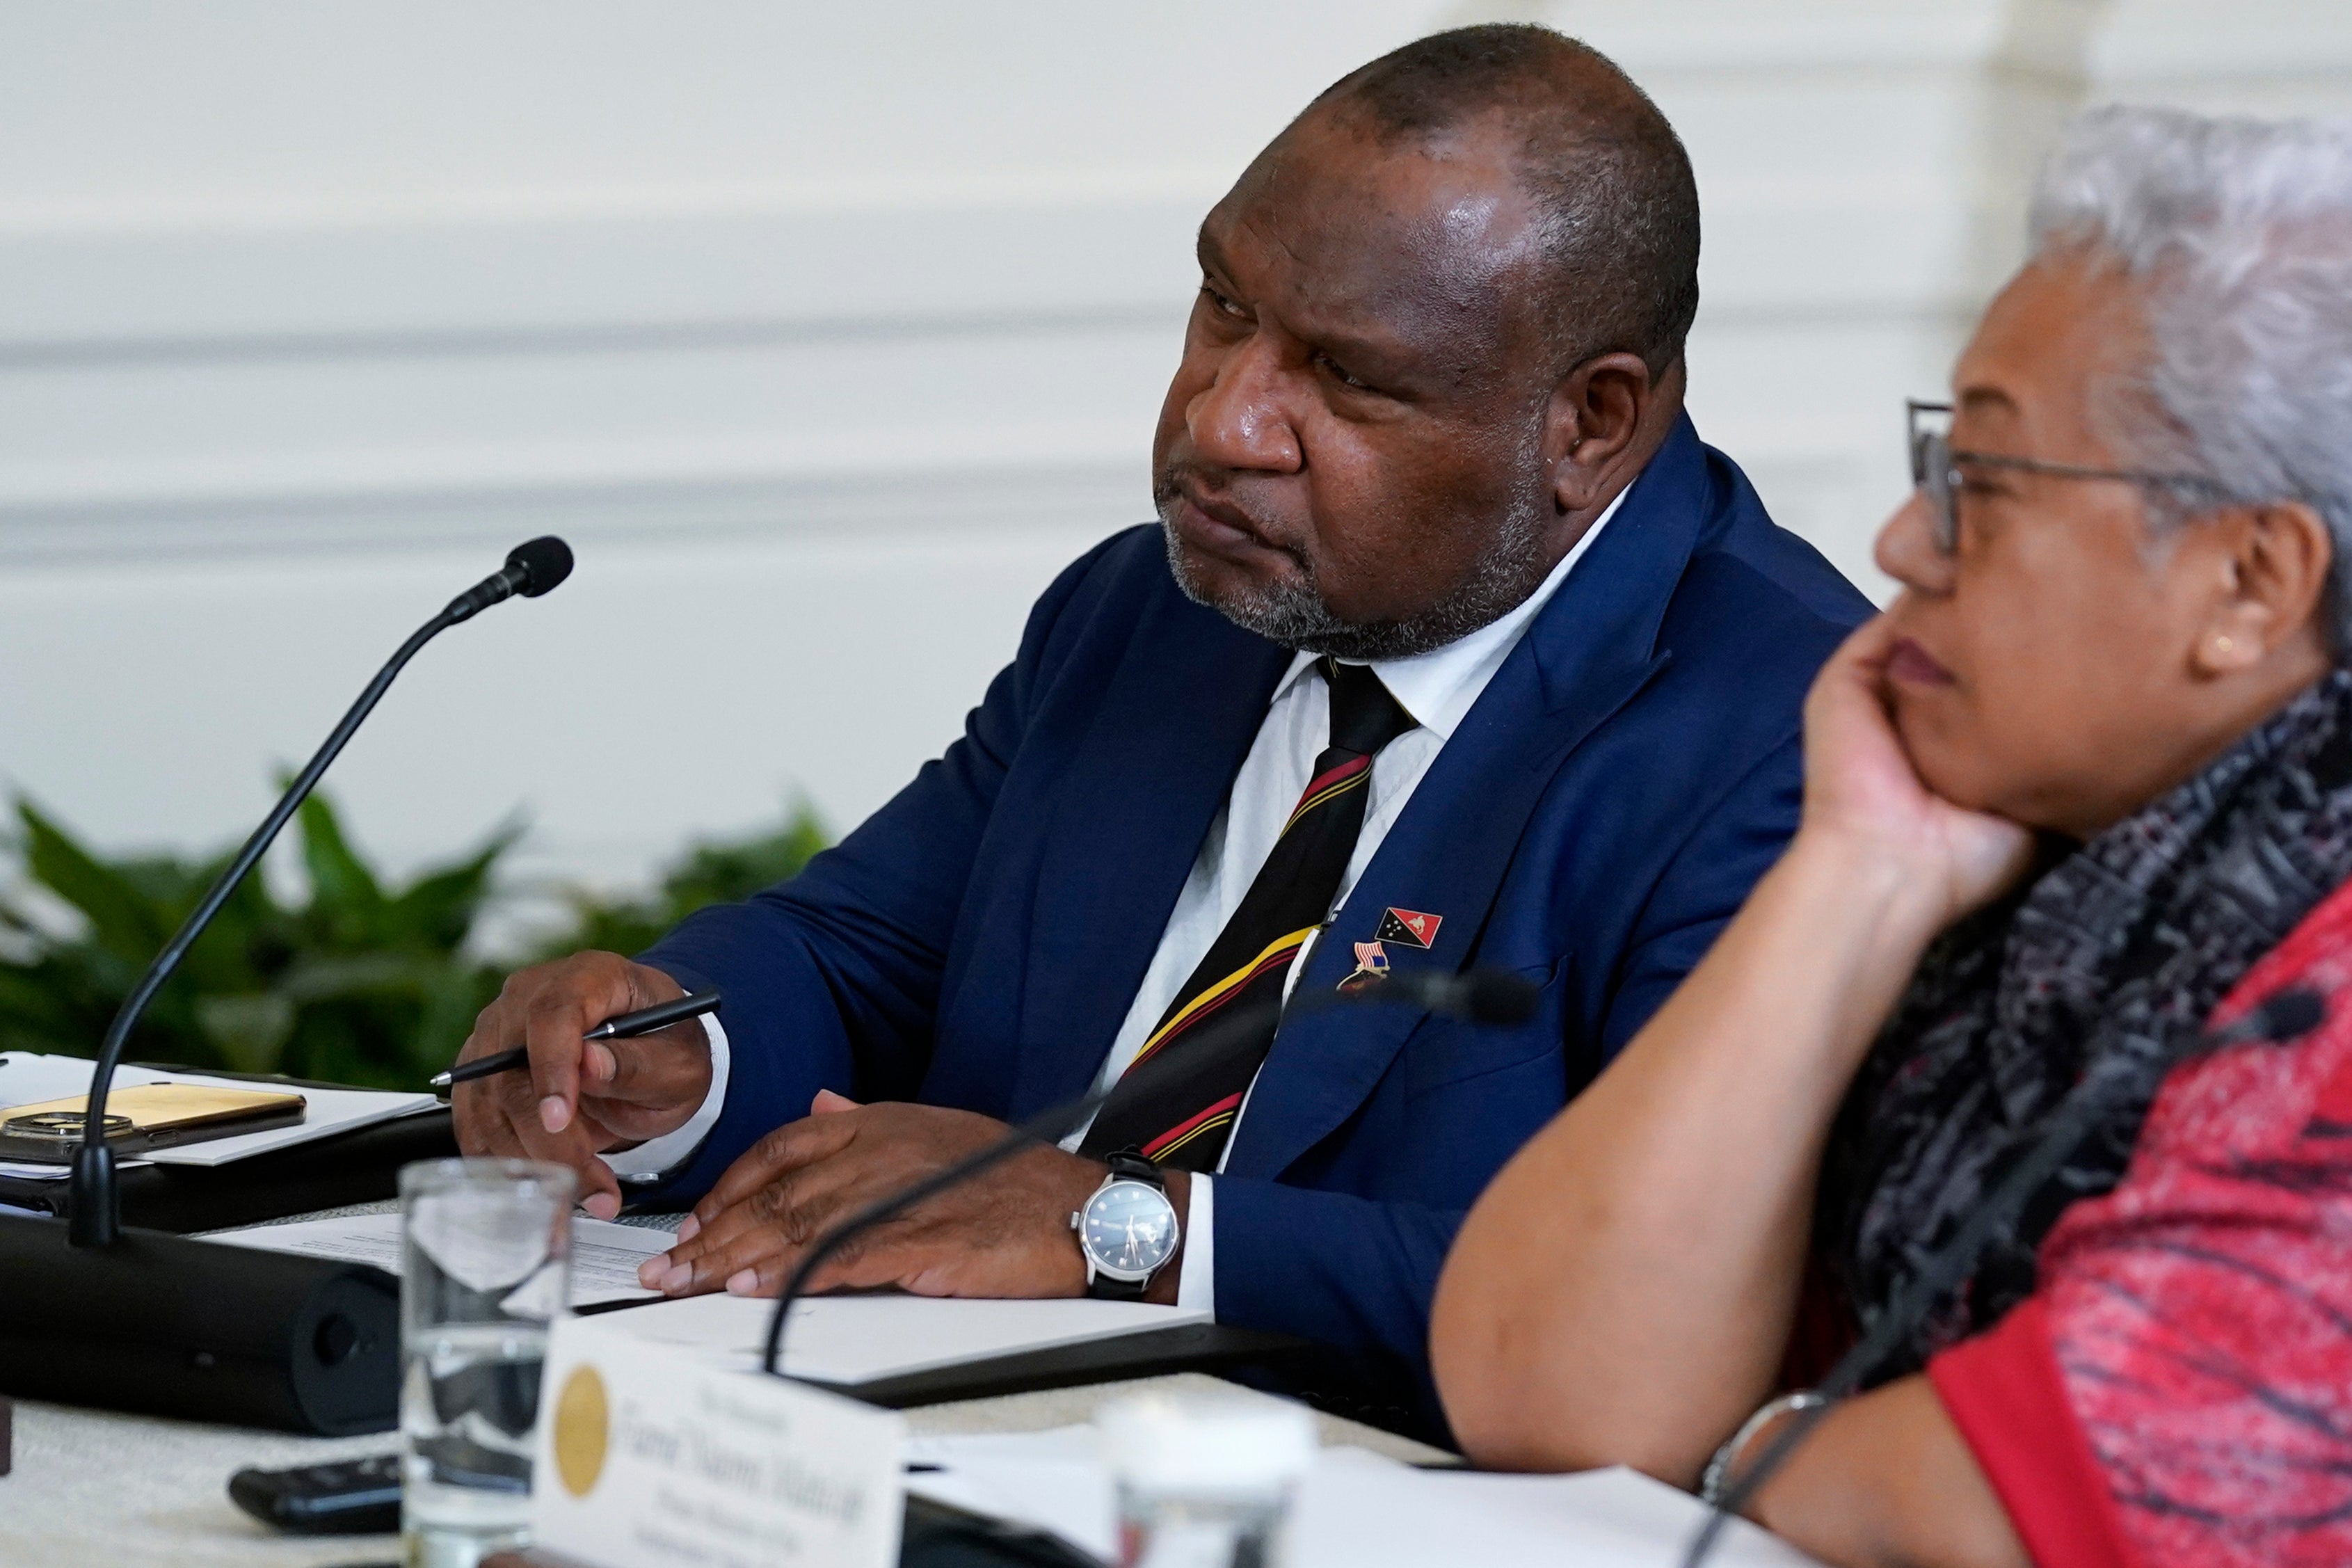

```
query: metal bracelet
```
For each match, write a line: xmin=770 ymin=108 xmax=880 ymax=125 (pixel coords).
xmin=1698 ymin=1390 xmax=1830 ymax=1507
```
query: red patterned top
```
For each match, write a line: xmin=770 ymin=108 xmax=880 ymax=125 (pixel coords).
xmin=1928 ymin=876 xmax=2352 ymax=1568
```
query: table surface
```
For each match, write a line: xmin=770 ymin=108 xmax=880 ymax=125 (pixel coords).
xmin=0 ymin=1208 xmax=1448 ymax=1567
xmin=2 ymin=1375 xmax=1443 ymax=1568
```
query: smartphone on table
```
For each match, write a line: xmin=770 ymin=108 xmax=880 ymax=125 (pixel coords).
xmin=0 ymin=1082 xmax=306 ymax=1162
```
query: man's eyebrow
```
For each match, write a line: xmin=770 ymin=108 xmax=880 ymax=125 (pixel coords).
xmin=1306 ymin=321 xmax=1411 ymax=371
xmin=1195 ymin=226 xmax=1233 ymax=280
xmin=1958 ymin=386 xmax=2020 ymax=413
xmin=1185 ymin=224 xmax=1425 ymax=387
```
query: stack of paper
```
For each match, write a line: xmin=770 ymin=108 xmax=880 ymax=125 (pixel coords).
xmin=1291 ymin=1449 xmax=1822 ymax=1567
xmin=904 ymin=1427 xmax=1823 ymax=1567
xmin=905 ymin=1426 xmax=1119 ymax=1560
xmin=207 ymin=1210 xmax=678 ymax=1306
xmin=598 ymin=1290 xmax=1213 ymax=1386
xmin=201 ymin=1207 xmax=1215 ymax=1370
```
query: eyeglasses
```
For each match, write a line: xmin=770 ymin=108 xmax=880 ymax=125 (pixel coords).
xmin=1906 ymin=400 xmax=2228 ymax=554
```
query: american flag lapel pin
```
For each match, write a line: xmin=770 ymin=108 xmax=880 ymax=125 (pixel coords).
xmin=1337 ymin=939 xmax=1391 ymax=994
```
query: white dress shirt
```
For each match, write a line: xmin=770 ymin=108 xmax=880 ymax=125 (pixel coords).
xmin=607 ymin=488 xmax=1629 ymax=1313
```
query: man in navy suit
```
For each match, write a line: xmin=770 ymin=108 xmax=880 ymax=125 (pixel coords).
xmin=453 ymin=26 xmax=1870 ymax=1398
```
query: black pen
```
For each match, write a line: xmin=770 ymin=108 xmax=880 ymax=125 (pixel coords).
xmin=429 ymin=990 xmax=723 ymax=1089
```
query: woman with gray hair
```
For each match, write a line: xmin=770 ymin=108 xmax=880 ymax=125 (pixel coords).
xmin=1430 ymin=105 xmax=2352 ymax=1568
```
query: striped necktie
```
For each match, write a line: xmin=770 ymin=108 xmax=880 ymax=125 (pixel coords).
xmin=1080 ymin=659 xmax=1419 ymax=1171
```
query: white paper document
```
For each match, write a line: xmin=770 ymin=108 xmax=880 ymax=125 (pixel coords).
xmin=0 ymin=1053 xmax=175 ymax=1107
xmin=141 ymin=1082 xmax=440 ymax=1165
xmin=1294 ymin=1447 xmax=1822 ymax=1567
xmin=207 ymin=1211 xmax=678 ymax=1306
xmin=904 ymin=1426 xmax=1119 ymax=1561
xmin=904 ymin=1427 xmax=1821 ymax=1568
xmin=598 ymin=1291 xmax=1212 ymax=1386
xmin=0 ymin=1051 xmax=438 ymax=1165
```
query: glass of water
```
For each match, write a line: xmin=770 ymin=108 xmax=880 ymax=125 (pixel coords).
xmin=399 ymin=1157 xmax=574 ymax=1568
xmin=1101 ymin=1392 xmax=1316 ymax=1568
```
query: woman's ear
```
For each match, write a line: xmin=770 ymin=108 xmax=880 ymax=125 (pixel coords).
xmin=2188 ymin=500 xmax=2334 ymax=678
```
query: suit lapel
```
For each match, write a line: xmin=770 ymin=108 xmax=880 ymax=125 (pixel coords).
xmin=1225 ymin=418 xmax=1715 ymax=1178
xmin=1010 ymin=588 xmax=1290 ymax=1113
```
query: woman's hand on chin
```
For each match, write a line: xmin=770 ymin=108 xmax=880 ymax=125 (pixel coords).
xmin=1799 ymin=615 xmax=2038 ymax=929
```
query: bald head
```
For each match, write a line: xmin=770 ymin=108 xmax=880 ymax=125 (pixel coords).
xmin=1305 ymin=24 xmax=1701 ymax=380
xmin=1152 ymin=27 xmax=1697 ymax=662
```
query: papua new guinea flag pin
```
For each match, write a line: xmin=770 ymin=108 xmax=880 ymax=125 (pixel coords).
xmin=1375 ymin=907 xmax=1443 ymax=949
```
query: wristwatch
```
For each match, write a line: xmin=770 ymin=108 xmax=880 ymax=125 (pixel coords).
xmin=1070 ymin=1151 xmax=1181 ymax=1300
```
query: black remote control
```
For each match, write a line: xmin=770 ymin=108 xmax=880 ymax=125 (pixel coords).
xmin=227 ymin=1451 xmax=403 ymax=1535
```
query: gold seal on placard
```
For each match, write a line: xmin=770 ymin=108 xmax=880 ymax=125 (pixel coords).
xmin=552 ymin=1363 xmax=610 ymax=1498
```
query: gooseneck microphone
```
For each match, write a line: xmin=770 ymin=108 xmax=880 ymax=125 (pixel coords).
xmin=758 ymin=966 xmax=1539 ymax=1378
xmin=70 ymin=534 xmax=573 ymax=1247
xmin=1680 ymin=985 xmax=2328 ymax=1568
xmin=440 ymin=533 xmax=575 ymax=625
xmin=0 ymin=538 xmax=573 ymax=1434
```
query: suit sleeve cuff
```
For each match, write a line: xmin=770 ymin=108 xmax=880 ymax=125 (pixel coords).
xmin=1176 ymin=1173 xmax=1215 ymax=1317
xmin=600 ymin=1013 xmax=730 ymax=1180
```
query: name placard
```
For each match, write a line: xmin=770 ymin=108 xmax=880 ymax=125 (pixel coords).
xmin=531 ymin=1315 xmax=905 ymax=1568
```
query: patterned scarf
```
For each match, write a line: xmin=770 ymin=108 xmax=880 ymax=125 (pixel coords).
xmin=1823 ymin=670 xmax=2352 ymax=1379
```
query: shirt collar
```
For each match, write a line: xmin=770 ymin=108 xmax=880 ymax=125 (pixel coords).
xmin=1272 ymin=483 xmax=1632 ymax=742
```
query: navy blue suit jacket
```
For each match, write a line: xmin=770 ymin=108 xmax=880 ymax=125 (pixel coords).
xmin=638 ymin=416 xmax=1871 ymax=1376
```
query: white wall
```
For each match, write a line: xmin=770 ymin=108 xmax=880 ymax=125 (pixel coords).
xmin=0 ymin=1 xmax=1450 ymax=893
xmin=3 ymin=1 xmax=2348 ymax=904
xmin=1520 ymin=0 xmax=2352 ymax=595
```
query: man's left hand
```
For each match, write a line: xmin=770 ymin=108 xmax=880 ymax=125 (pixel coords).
xmin=636 ymin=1092 xmax=1187 ymax=1303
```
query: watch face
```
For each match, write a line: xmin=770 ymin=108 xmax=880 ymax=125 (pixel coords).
xmin=1080 ymin=1179 xmax=1178 ymax=1279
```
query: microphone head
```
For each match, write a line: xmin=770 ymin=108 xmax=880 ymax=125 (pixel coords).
xmin=1309 ymin=966 xmax=1540 ymax=1025
xmin=504 ymin=536 xmax=574 ymax=598
xmin=1456 ymin=970 xmax=1540 ymax=1026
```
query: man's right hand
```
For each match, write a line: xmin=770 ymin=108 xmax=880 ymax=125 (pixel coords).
xmin=448 ymin=951 xmax=714 ymax=1219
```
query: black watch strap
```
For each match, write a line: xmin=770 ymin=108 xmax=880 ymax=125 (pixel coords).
xmin=1105 ymin=1151 xmax=1165 ymax=1190
xmin=1087 ymin=1272 xmax=1149 ymax=1301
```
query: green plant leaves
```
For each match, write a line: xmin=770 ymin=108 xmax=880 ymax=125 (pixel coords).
xmin=540 ymin=799 xmax=828 ymax=964
xmin=0 ymin=791 xmax=830 ymax=1089
xmin=16 ymin=801 xmax=171 ymax=967
xmin=194 ymin=992 xmax=297 ymax=1075
xmin=296 ymin=790 xmax=387 ymax=936
xmin=391 ymin=823 xmax=520 ymax=953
